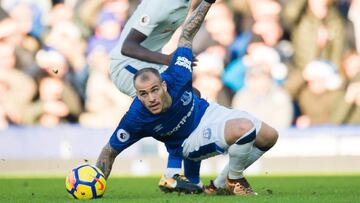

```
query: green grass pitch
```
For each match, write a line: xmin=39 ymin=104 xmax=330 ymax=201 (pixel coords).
xmin=0 ymin=175 xmax=359 ymax=203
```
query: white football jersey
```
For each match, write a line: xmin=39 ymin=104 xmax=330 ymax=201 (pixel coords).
xmin=109 ymin=0 xmax=191 ymax=61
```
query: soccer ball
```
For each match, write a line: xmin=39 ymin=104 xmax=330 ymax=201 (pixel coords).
xmin=65 ymin=164 xmax=106 ymax=200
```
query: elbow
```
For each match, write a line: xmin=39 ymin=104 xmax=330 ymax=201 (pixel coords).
xmin=121 ymin=45 xmax=130 ymax=56
xmin=121 ymin=41 xmax=135 ymax=57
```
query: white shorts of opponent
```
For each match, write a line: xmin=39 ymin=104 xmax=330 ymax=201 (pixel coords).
xmin=182 ymin=102 xmax=262 ymax=161
xmin=110 ymin=59 xmax=168 ymax=98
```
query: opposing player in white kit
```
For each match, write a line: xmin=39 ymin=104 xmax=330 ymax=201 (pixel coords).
xmin=97 ymin=0 xmax=278 ymax=195
xmin=108 ymin=0 xmax=202 ymax=193
xmin=109 ymin=0 xmax=192 ymax=97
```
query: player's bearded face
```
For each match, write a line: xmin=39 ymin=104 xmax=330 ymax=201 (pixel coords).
xmin=136 ymin=76 xmax=168 ymax=114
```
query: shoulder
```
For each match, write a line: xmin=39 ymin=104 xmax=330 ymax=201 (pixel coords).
xmin=119 ymin=109 xmax=145 ymax=135
xmin=126 ymin=98 xmax=156 ymax=123
xmin=126 ymin=99 xmax=146 ymax=119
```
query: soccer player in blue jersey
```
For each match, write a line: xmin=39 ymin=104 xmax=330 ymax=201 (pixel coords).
xmin=109 ymin=0 xmax=200 ymax=192
xmin=97 ymin=0 xmax=278 ymax=195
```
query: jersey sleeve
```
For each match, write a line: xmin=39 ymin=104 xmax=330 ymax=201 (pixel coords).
xmin=132 ymin=0 xmax=170 ymax=36
xmin=164 ymin=47 xmax=193 ymax=86
xmin=109 ymin=119 xmax=142 ymax=153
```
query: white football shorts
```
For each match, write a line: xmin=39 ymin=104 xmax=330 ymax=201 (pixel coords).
xmin=110 ymin=59 xmax=168 ymax=98
xmin=182 ymin=102 xmax=262 ymax=161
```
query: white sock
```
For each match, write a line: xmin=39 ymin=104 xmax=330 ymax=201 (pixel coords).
xmin=165 ymin=167 xmax=182 ymax=178
xmin=213 ymin=164 xmax=228 ymax=188
xmin=228 ymin=142 xmax=254 ymax=179
xmin=228 ymin=127 xmax=256 ymax=179
xmin=213 ymin=146 xmax=267 ymax=187
xmin=245 ymin=146 xmax=266 ymax=169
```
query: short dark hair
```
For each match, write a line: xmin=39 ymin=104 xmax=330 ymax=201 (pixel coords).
xmin=133 ymin=68 xmax=162 ymax=87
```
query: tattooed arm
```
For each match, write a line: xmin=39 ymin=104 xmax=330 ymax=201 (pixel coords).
xmin=178 ymin=0 xmax=213 ymax=49
xmin=96 ymin=143 xmax=120 ymax=179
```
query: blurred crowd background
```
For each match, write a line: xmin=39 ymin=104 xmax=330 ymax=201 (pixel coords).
xmin=0 ymin=0 xmax=360 ymax=130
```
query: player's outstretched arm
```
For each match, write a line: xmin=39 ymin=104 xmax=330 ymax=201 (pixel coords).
xmin=178 ymin=0 xmax=215 ymax=49
xmin=96 ymin=143 xmax=120 ymax=179
xmin=121 ymin=29 xmax=172 ymax=66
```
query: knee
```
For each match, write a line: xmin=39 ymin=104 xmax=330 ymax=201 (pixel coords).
xmin=268 ymin=128 xmax=278 ymax=147
xmin=255 ymin=125 xmax=278 ymax=149
xmin=225 ymin=118 xmax=255 ymax=145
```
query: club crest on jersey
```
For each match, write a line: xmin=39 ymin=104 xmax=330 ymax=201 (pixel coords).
xmin=139 ymin=15 xmax=150 ymax=26
xmin=117 ymin=129 xmax=130 ymax=142
xmin=203 ymin=128 xmax=212 ymax=140
xmin=175 ymin=56 xmax=192 ymax=72
xmin=181 ymin=91 xmax=192 ymax=106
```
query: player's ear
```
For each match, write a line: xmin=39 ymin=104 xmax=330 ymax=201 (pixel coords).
xmin=161 ymin=81 xmax=167 ymax=92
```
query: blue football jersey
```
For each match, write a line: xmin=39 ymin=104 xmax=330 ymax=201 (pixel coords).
xmin=109 ymin=47 xmax=209 ymax=157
